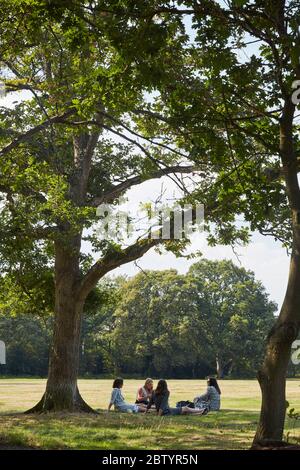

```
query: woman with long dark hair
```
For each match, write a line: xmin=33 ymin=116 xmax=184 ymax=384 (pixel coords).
xmin=194 ymin=377 xmax=221 ymax=411
xmin=147 ymin=379 xmax=208 ymax=416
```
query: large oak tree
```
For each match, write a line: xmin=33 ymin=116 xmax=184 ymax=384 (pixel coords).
xmin=0 ymin=1 xmax=199 ymax=412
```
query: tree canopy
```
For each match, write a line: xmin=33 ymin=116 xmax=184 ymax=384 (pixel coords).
xmin=0 ymin=260 xmax=278 ymax=379
xmin=0 ymin=0 xmax=200 ymax=412
xmin=102 ymin=260 xmax=277 ymax=378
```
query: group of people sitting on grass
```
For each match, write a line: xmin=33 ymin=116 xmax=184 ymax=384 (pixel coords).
xmin=108 ymin=377 xmax=221 ymax=417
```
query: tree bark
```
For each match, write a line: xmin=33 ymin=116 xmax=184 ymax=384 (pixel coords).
xmin=253 ymin=98 xmax=300 ymax=445
xmin=26 ymin=126 xmax=102 ymax=413
xmin=216 ymin=354 xmax=223 ymax=379
xmin=253 ymin=252 xmax=300 ymax=443
xmin=26 ymin=237 xmax=94 ymax=413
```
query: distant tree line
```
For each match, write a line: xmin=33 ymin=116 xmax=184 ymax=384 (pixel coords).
xmin=1 ymin=259 xmax=292 ymax=379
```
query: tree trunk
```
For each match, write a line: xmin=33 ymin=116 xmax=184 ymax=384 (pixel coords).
xmin=26 ymin=238 xmax=94 ymax=413
xmin=216 ymin=354 xmax=223 ymax=379
xmin=223 ymin=359 xmax=233 ymax=377
xmin=253 ymin=252 xmax=300 ymax=444
xmin=253 ymin=99 xmax=300 ymax=445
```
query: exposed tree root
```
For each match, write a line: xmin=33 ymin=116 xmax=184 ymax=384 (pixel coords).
xmin=251 ymin=439 xmax=300 ymax=450
xmin=25 ymin=388 xmax=98 ymax=414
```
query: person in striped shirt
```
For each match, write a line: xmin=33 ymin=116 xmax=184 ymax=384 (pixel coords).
xmin=193 ymin=377 xmax=221 ymax=411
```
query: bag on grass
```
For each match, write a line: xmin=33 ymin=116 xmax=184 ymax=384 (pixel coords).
xmin=176 ymin=400 xmax=195 ymax=409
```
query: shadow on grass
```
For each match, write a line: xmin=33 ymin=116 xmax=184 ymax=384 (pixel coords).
xmin=0 ymin=409 xmax=262 ymax=450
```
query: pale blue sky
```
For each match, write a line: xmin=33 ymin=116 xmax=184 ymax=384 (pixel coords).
xmin=106 ymin=178 xmax=289 ymax=313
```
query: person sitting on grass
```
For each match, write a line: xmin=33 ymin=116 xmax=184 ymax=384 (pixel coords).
xmin=108 ymin=378 xmax=147 ymax=413
xmin=147 ymin=379 xmax=208 ymax=416
xmin=194 ymin=377 xmax=221 ymax=411
xmin=136 ymin=378 xmax=154 ymax=405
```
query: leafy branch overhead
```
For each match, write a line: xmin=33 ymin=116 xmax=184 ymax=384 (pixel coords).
xmin=0 ymin=10 xmax=205 ymax=287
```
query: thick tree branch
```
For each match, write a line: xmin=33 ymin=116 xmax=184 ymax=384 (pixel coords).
xmin=66 ymin=118 xmax=192 ymax=193
xmin=71 ymin=108 xmax=103 ymax=204
xmin=0 ymin=109 xmax=75 ymax=158
xmin=77 ymin=237 xmax=160 ymax=300
xmin=279 ymin=99 xmax=300 ymax=212
xmin=89 ymin=164 xmax=200 ymax=206
xmin=78 ymin=154 xmax=262 ymax=302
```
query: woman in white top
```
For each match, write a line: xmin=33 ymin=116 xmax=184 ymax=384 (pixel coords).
xmin=108 ymin=378 xmax=147 ymax=413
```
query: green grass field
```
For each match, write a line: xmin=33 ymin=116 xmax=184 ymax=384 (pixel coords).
xmin=0 ymin=378 xmax=299 ymax=450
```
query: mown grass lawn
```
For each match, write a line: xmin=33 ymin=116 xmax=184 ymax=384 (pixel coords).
xmin=0 ymin=379 xmax=299 ymax=450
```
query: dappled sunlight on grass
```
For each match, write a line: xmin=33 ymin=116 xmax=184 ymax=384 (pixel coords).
xmin=0 ymin=411 xmax=258 ymax=450
xmin=0 ymin=379 xmax=299 ymax=449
